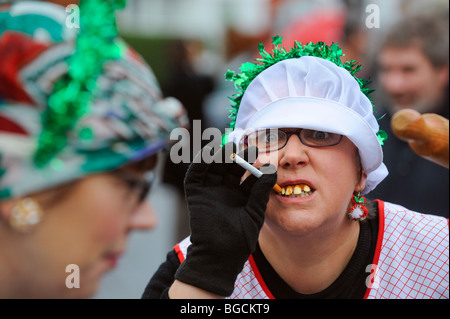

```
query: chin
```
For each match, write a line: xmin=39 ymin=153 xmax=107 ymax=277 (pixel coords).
xmin=265 ymin=207 xmax=325 ymax=236
xmin=64 ymin=260 xmax=112 ymax=299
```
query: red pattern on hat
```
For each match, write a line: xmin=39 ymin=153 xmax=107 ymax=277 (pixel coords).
xmin=0 ymin=32 xmax=50 ymax=104
xmin=0 ymin=114 xmax=28 ymax=135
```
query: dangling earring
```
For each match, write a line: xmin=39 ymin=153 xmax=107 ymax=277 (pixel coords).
xmin=348 ymin=192 xmax=368 ymax=221
xmin=9 ymin=198 xmax=43 ymax=232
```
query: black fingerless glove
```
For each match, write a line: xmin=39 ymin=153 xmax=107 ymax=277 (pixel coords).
xmin=174 ymin=142 xmax=277 ymax=297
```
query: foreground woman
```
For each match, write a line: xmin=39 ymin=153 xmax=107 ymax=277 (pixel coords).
xmin=0 ymin=1 xmax=187 ymax=298
xmin=142 ymin=38 xmax=448 ymax=299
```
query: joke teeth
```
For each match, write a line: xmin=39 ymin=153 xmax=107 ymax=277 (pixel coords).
xmin=279 ymin=184 xmax=313 ymax=197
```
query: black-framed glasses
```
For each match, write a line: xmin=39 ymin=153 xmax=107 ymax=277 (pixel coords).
xmin=112 ymin=170 xmax=155 ymax=203
xmin=242 ymin=128 xmax=343 ymax=152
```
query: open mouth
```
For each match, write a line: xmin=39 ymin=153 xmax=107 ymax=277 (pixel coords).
xmin=278 ymin=184 xmax=314 ymax=198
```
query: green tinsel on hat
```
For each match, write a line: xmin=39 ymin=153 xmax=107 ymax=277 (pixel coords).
xmin=224 ymin=35 xmax=384 ymax=142
xmin=34 ymin=0 xmax=126 ymax=168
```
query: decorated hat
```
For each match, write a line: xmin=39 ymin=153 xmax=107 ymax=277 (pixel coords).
xmin=225 ymin=36 xmax=388 ymax=194
xmin=0 ymin=1 xmax=188 ymax=199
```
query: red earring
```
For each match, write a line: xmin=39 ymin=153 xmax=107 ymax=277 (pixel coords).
xmin=348 ymin=192 xmax=368 ymax=221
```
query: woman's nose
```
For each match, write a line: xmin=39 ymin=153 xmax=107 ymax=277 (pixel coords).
xmin=278 ymin=134 xmax=310 ymax=168
xmin=129 ymin=200 xmax=158 ymax=230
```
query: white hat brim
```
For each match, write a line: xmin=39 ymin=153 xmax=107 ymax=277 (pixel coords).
xmin=228 ymin=96 xmax=388 ymax=194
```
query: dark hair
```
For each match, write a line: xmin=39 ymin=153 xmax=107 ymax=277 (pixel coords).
xmin=364 ymin=198 xmax=378 ymax=221
xmin=381 ymin=13 xmax=449 ymax=68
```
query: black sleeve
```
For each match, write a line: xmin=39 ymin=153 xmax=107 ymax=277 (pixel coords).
xmin=141 ymin=249 xmax=181 ymax=299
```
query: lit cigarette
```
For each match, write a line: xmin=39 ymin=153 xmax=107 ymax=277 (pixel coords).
xmin=230 ymin=153 xmax=282 ymax=194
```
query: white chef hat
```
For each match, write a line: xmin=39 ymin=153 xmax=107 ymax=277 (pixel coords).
xmin=226 ymin=40 xmax=388 ymax=194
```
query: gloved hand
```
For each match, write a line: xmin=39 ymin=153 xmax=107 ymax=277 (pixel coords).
xmin=174 ymin=142 xmax=277 ymax=296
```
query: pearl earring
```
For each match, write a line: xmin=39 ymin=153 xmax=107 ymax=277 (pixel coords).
xmin=9 ymin=198 xmax=43 ymax=232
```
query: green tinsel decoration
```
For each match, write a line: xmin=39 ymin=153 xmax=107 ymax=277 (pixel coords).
xmin=34 ymin=0 xmax=126 ymax=168
xmin=225 ymin=35 xmax=387 ymax=145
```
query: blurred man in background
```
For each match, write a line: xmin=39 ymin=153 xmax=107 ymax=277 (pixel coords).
xmin=373 ymin=12 xmax=449 ymax=217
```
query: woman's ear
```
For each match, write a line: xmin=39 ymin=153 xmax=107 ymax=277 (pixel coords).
xmin=355 ymin=169 xmax=368 ymax=194
xmin=0 ymin=199 xmax=15 ymax=221
xmin=0 ymin=198 xmax=43 ymax=232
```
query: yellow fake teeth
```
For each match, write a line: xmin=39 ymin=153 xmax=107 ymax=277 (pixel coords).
xmin=279 ymin=184 xmax=313 ymax=197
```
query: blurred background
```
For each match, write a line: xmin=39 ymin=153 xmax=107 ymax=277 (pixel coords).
xmin=91 ymin=0 xmax=449 ymax=298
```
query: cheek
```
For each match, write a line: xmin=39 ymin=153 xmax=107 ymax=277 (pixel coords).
xmin=317 ymin=151 xmax=359 ymax=190
xmin=418 ymin=75 xmax=440 ymax=96
xmin=255 ymin=151 xmax=280 ymax=169
xmin=59 ymin=179 xmax=130 ymax=253
xmin=241 ymin=151 xmax=279 ymax=181
xmin=85 ymin=192 xmax=128 ymax=243
xmin=410 ymin=76 xmax=430 ymax=97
